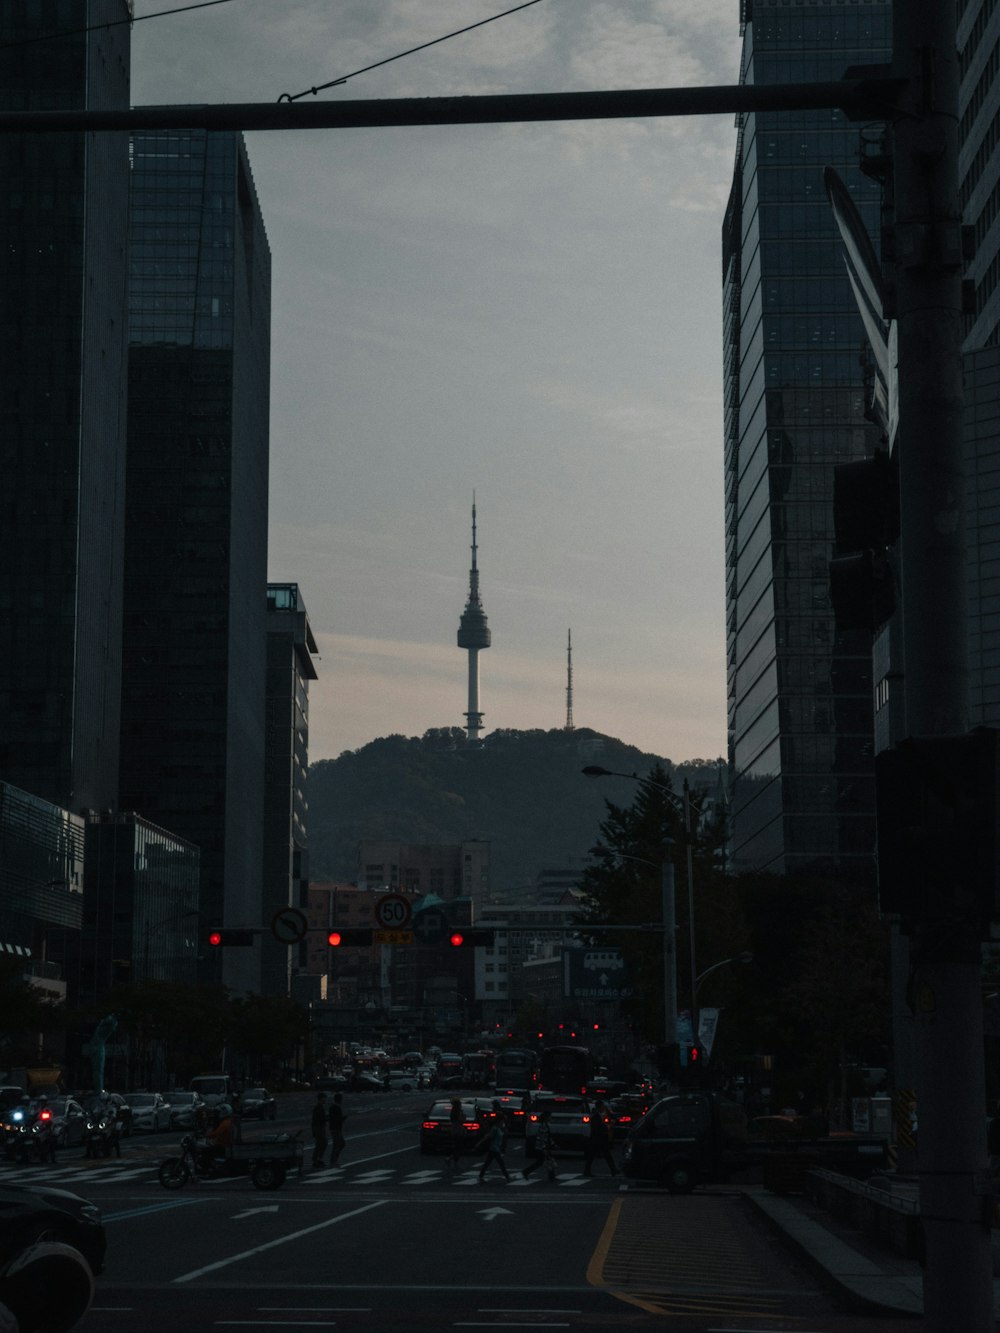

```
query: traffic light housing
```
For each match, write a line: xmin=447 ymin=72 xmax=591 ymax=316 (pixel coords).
xmin=207 ymin=929 xmax=255 ymax=947
xmin=327 ymin=929 xmax=373 ymax=947
xmin=447 ymin=929 xmax=496 ymax=947
xmin=875 ymin=727 xmax=1000 ymax=929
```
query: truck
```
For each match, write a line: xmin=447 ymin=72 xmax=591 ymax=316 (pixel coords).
xmin=622 ymin=1091 xmax=889 ymax=1194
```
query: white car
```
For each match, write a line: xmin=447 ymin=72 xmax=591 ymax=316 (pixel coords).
xmin=124 ymin=1092 xmax=172 ymax=1133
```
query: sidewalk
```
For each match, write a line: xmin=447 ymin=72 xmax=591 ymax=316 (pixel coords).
xmin=745 ymin=1181 xmax=1000 ymax=1317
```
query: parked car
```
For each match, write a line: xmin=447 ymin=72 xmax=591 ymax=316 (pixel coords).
xmin=239 ymin=1087 xmax=277 ymax=1121
xmin=167 ymin=1092 xmax=207 ymax=1131
xmin=0 ymin=1181 xmax=106 ymax=1276
xmin=313 ymin=1074 xmax=349 ymax=1092
xmin=123 ymin=1092 xmax=172 ymax=1133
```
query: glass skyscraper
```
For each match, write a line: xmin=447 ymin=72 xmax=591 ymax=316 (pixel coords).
xmin=723 ymin=1 xmax=892 ymax=875
xmin=120 ymin=129 xmax=271 ymax=990
xmin=0 ymin=1 xmax=131 ymax=815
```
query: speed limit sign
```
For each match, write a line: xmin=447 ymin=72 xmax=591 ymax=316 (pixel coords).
xmin=374 ymin=893 xmax=412 ymax=930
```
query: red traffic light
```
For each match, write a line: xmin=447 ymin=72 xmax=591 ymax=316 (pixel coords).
xmin=449 ymin=932 xmax=465 ymax=947
xmin=207 ymin=928 xmax=254 ymax=947
xmin=326 ymin=928 xmax=373 ymax=947
xmin=688 ymin=1044 xmax=701 ymax=1064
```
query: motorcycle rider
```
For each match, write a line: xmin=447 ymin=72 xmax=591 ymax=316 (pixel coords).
xmin=199 ymin=1103 xmax=234 ymax=1169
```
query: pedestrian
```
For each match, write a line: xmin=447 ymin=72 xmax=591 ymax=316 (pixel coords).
xmin=583 ymin=1100 xmax=617 ymax=1176
xmin=328 ymin=1092 xmax=347 ymax=1165
xmin=477 ymin=1110 xmax=511 ymax=1182
xmin=522 ymin=1109 xmax=557 ymax=1181
xmin=446 ymin=1096 xmax=465 ymax=1168
xmin=311 ymin=1091 xmax=328 ymax=1169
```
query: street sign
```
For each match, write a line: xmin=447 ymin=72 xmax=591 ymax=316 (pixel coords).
xmin=412 ymin=907 xmax=450 ymax=945
xmin=374 ymin=894 xmax=412 ymax=930
xmin=270 ymin=907 xmax=308 ymax=945
xmin=374 ymin=929 xmax=415 ymax=946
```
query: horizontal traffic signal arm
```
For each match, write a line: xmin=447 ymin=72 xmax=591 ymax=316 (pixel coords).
xmin=207 ymin=929 xmax=256 ymax=947
xmin=327 ymin=929 xmax=374 ymax=947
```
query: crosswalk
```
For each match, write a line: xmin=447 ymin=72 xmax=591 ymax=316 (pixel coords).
xmin=0 ymin=1158 xmax=607 ymax=1189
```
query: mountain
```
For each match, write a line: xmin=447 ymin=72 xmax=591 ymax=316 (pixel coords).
xmin=306 ymin=727 xmax=723 ymax=892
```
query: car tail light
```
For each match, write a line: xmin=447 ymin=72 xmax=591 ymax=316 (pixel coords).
xmin=465 ymin=1121 xmax=479 ymax=1131
xmin=38 ymin=1110 xmax=51 ymax=1122
xmin=528 ymin=1113 xmax=538 ymax=1123
xmin=619 ymin=1115 xmax=632 ymax=1124
xmin=421 ymin=1121 xmax=437 ymax=1130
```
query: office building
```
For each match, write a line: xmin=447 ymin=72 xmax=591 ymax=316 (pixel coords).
xmin=262 ymin=584 xmax=319 ymax=996
xmin=358 ymin=840 xmax=491 ymax=905
xmin=120 ymin=127 xmax=272 ymax=992
xmin=722 ymin=1 xmax=892 ymax=874
xmin=0 ymin=1 xmax=131 ymax=815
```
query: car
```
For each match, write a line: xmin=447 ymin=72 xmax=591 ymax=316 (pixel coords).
xmin=167 ymin=1091 xmax=207 ymax=1130
xmin=385 ymin=1070 xmax=417 ymax=1092
xmin=490 ymin=1091 xmax=532 ymax=1136
xmin=419 ymin=1098 xmax=493 ymax=1154
xmin=313 ymin=1074 xmax=349 ymax=1092
xmin=525 ymin=1093 xmax=591 ymax=1154
xmin=239 ymin=1087 xmax=277 ymax=1120
xmin=43 ymin=1098 xmax=88 ymax=1149
xmin=123 ymin=1092 xmax=172 ymax=1133
xmin=607 ymin=1092 xmax=655 ymax=1141
xmin=0 ymin=1181 xmax=106 ymax=1276
xmin=351 ymin=1071 xmax=384 ymax=1093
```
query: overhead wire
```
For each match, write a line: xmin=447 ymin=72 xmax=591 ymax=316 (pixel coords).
xmin=277 ymin=0 xmax=548 ymax=102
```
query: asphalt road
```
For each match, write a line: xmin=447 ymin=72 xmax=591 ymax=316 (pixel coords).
xmin=0 ymin=1091 xmax=924 ymax=1333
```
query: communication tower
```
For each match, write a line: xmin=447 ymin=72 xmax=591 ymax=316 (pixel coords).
xmin=456 ymin=500 xmax=491 ymax=741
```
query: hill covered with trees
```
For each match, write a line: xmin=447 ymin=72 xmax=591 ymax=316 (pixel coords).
xmin=306 ymin=727 xmax=723 ymax=891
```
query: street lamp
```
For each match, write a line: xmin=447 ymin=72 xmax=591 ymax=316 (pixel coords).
xmin=583 ymin=765 xmax=699 ymax=1045
xmin=694 ymin=951 xmax=753 ymax=1002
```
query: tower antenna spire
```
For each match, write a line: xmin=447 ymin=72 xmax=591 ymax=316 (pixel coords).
xmin=456 ymin=496 xmax=491 ymax=741
xmin=565 ymin=629 xmax=575 ymax=731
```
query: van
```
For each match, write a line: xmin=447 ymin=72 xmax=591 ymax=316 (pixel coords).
xmin=188 ymin=1073 xmax=237 ymax=1108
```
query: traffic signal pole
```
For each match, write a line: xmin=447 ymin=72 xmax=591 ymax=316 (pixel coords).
xmin=891 ymin=5 xmax=991 ymax=1328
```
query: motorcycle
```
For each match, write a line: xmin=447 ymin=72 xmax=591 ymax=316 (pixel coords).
xmin=4 ymin=1108 xmax=56 ymax=1166
xmin=158 ymin=1131 xmax=300 ymax=1191
xmin=84 ymin=1110 xmax=120 ymax=1160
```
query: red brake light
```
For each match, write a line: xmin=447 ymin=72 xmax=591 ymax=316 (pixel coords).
xmin=39 ymin=1110 xmax=51 ymax=1121
xmin=582 ymin=1114 xmax=591 ymax=1124
xmin=465 ymin=1121 xmax=479 ymax=1131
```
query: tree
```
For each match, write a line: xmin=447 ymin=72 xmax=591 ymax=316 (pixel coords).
xmin=580 ymin=765 xmax=747 ymax=1045
xmin=230 ymin=994 xmax=310 ymax=1082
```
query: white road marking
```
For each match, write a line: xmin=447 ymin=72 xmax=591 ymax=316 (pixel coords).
xmin=173 ymin=1200 xmax=387 ymax=1284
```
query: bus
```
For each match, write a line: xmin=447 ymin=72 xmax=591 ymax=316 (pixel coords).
xmin=539 ymin=1045 xmax=593 ymax=1095
xmin=493 ymin=1048 xmax=539 ymax=1094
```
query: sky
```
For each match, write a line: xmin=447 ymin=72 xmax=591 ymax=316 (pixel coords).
xmin=130 ymin=0 xmax=744 ymax=765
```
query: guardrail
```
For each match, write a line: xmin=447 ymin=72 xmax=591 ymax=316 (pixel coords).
xmin=806 ymin=1166 xmax=924 ymax=1261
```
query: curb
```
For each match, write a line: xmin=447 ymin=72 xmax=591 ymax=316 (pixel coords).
xmin=743 ymin=1187 xmax=923 ymax=1317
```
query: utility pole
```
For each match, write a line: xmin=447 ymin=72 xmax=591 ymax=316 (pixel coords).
xmin=891 ymin=4 xmax=991 ymax=1328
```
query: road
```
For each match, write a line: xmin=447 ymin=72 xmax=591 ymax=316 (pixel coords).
xmin=3 ymin=1091 xmax=924 ymax=1332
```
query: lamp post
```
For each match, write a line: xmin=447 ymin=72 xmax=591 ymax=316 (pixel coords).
xmin=584 ymin=766 xmax=698 ymax=1044
xmin=694 ymin=952 xmax=753 ymax=1002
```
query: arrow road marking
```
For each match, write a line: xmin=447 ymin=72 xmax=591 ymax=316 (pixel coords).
xmin=478 ymin=1207 xmax=514 ymax=1222
xmin=232 ymin=1205 xmax=280 ymax=1219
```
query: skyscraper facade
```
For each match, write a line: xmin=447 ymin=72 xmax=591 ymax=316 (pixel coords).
xmin=0 ymin=1 xmax=131 ymax=815
xmin=120 ymin=128 xmax=271 ymax=991
xmin=262 ymin=583 xmax=319 ymax=996
xmin=722 ymin=1 xmax=892 ymax=875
